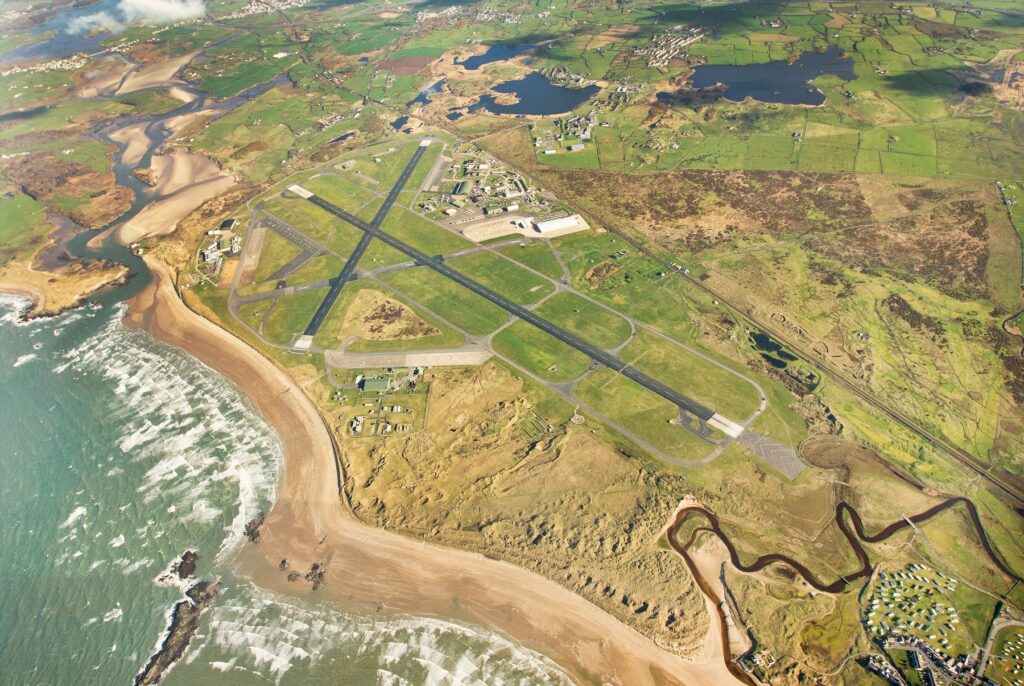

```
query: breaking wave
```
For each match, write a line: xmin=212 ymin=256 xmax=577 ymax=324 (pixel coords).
xmin=54 ymin=306 xmax=283 ymax=560
xmin=184 ymin=582 xmax=571 ymax=685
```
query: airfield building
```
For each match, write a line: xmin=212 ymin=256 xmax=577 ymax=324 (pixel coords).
xmin=534 ymin=214 xmax=589 ymax=235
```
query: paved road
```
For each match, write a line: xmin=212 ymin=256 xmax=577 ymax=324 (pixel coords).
xmin=304 ymin=191 xmax=717 ymax=424
xmin=301 ymin=143 xmax=429 ymax=337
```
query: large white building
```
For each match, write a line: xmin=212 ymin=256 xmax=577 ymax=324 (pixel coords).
xmin=533 ymin=214 xmax=589 ymax=235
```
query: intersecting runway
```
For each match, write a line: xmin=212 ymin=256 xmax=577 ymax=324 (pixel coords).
xmin=291 ymin=141 xmax=721 ymax=427
xmin=299 ymin=142 xmax=429 ymax=339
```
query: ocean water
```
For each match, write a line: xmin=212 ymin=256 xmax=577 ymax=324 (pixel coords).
xmin=0 ymin=295 xmax=570 ymax=685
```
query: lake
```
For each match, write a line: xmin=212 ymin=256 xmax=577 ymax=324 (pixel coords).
xmin=471 ymin=72 xmax=599 ymax=116
xmin=456 ymin=43 xmax=533 ymax=70
xmin=687 ymin=47 xmax=855 ymax=105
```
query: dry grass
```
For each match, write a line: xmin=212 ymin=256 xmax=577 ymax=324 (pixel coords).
xmin=340 ymin=288 xmax=438 ymax=341
xmin=339 ymin=362 xmax=712 ymax=657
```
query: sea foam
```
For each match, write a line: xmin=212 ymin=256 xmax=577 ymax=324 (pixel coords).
xmin=186 ymin=583 xmax=571 ymax=685
xmin=55 ymin=307 xmax=283 ymax=560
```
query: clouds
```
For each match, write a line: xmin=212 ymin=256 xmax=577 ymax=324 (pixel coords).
xmin=68 ymin=0 xmax=206 ymax=34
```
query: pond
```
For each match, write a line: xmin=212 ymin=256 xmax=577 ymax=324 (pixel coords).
xmin=688 ymin=46 xmax=855 ymax=105
xmin=455 ymin=43 xmax=533 ymax=70
xmin=329 ymin=131 xmax=355 ymax=144
xmin=750 ymin=332 xmax=798 ymax=369
xmin=390 ymin=115 xmax=410 ymax=130
xmin=470 ymin=72 xmax=599 ymax=116
xmin=407 ymin=79 xmax=446 ymax=108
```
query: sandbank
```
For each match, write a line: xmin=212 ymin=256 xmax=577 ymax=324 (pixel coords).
xmin=108 ymin=121 xmax=154 ymax=168
xmin=116 ymin=52 xmax=197 ymax=95
xmin=118 ymin=172 xmax=234 ymax=243
xmin=148 ymin=149 xmax=224 ymax=197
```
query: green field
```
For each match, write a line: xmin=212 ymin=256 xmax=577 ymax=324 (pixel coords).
xmin=311 ymin=280 xmax=464 ymax=351
xmin=445 ymin=251 xmax=554 ymax=305
xmin=509 ymin=1 xmax=1024 ymax=180
xmin=263 ymin=197 xmax=364 ymax=257
xmin=498 ymin=241 xmax=567 ymax=281
xmin=380 ymin=266 xmax=509 ymax=336
xmin=621 ymin=329 xmax=761 ymax=420
xmin=253 ymin=229 xmax=304 ymax=283
xmin=492 ymin=321 xmax=592 ymax=382
xmin=379 ymin=207 xmax=472 ymax=256
xmin=532 ymin=292 xmax=632 ymax=349
xmin=261 ymin=287 xmax=327 ymax=346
xmin=0 ymin=192 xmax=48 ymax=260
xmin=575 ymin=368 xmax=714 ymax=459
xmin=304 ymin=174 xmax=384 ymax=224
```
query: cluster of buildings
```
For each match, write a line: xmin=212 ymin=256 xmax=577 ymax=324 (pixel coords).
xmin=991 ymin=631 xmax=1024 ymax=685
xmin=422 ymin=152 xmax=537 ymax=220
xmin=348 ymin=408 xmax=411 ymax=436
xmin=863 ymin=654 xmax=909 ymax=686
xmin=632 ymin=25 xmax=705 ymax=69
xmin=471 ymin=7 xmax=520 ymax=24
xmin=198 ymin=218 xmax=241 ymax=275
xmin=415 ymin=5 xmax=459 ymax=22
xmin=865 ymin=564 xmax=987 ymax=684
xmin=222 ymin=0 xmax=311 ymax=20
xmin=415 ymin=5 xmax=517 ymax=24
xmin=0 ymin=53 xmax=87 ymax=77
xmin=530 ymin=113 xmax=599 ymax=155
xmin=541 ymin=66 xmax=596 ymax=90
xmin=343 ymin=373 xmax=420 ymax=436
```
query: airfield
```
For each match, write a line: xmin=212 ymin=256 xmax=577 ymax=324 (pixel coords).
xmin=216 ymin=135 xmax=802 ymax=475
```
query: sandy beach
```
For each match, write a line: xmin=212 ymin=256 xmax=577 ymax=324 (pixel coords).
xmin=127 ymin=257 xmax=743 ymax=686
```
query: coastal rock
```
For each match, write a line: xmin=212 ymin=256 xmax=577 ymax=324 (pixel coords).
xmin=134 ymin=580 xmax=220 ymax=686
xmin=173 ymin=550 xmax=198 ymax=579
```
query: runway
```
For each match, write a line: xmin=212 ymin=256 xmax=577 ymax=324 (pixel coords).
xmin=296 ymin=146 xmax=717 ymax=424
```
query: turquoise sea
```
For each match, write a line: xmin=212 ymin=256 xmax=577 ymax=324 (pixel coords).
xmin=0 ymin=295 xmax=569 ymax=685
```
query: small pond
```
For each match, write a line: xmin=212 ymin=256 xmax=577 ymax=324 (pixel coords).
xmin=329 ymin=131 xmax=355 ymax=144
xmin=390 ymin=115 xmax=410 ymax=130
xmin=750 ymin=332 xmax=798 ymax=369
xmin=408 ymin=78 xmax=446 ymax=107
xmin=470 ymin=72 xmax=598 ymax=116
xmin=688 ymin=46 xmax=855 ymax=105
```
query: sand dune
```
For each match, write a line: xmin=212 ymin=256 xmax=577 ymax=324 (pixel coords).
xmin=128 ymin=257 xmax=743 ymax=686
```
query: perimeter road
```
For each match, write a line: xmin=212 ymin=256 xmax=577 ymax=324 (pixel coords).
xmin=298 ymin=182 xmax=724 ymax=430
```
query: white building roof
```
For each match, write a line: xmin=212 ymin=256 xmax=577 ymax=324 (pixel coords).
xmin=534 ymin=214 xmax=586 ymax=234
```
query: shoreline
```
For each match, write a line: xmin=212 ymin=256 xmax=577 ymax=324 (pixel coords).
xmin=126 ymin=256 xmax=742 ymax=686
